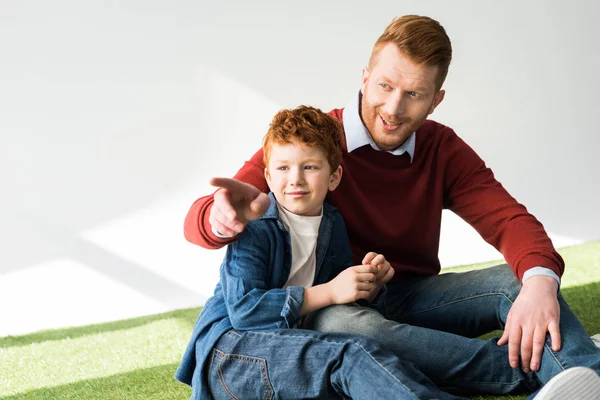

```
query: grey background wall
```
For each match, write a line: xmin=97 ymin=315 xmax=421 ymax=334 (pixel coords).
xmin=1 ymin=0 xmax=598 ymax=335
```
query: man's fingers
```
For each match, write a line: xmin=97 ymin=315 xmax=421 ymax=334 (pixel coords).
xmin=498 ymin=314 xmax=511 ymax=346
xmin=508 ymin=325 xmax=523 ymax=369
xmin=519 ymin=329 xmax=534 ymax=373
xmin=548 ymin=320 xmax=562 ymax=352
xmin=530 ymin=327 xmax=547 ymax=371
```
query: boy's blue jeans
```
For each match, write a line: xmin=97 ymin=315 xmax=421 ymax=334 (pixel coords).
xmin=207 ymin=328 xmax=467 ymax=399
xmin=303 ymin=264 xmax=600 ymax=397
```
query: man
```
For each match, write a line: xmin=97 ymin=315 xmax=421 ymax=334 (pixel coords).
xmin=185 ymin=15 xmax=600 ymax=399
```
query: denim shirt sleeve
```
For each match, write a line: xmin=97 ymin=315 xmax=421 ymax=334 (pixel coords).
xmin=327 ymin=212 xmax=354 ymax=279
xmin=220 ymin=223 xmax=304 ymax=330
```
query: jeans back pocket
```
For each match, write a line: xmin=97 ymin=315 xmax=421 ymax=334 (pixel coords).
xmin=208 ymin=348 xmax=274 ymax=400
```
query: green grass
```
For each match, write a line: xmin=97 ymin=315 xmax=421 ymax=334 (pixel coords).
xmin=1 ymin=241 xmax=598 ymax=399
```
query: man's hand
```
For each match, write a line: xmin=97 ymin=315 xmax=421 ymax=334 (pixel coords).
xmin=497 ymin=275 xmax=561 ymax=373
xmin=326 ymin=265 xmax=378 ymax=304
xmin=209 ymin=177 xmax=270 ymax=237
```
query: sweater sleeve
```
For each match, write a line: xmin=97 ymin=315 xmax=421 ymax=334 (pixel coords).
xmin=183 ymin=148 xmax=270 ymax=249
xmin=221 ymin=224 xmax=304 ymax=330
xmin=442 ymin=129 xmax=564 ymax=280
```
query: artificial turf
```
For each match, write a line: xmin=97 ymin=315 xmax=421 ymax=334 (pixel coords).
xmin=1 ymin=241 xmax=598 ymax=400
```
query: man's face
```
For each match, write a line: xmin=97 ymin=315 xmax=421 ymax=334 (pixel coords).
xmin=265 ymin=141 xmax=342 ymax=216
xmin=361 ymin=43 xmax=445 ymax=151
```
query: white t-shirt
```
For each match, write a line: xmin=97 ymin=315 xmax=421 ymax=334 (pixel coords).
xmin=277 ymin=203 xmax=322 ymax=289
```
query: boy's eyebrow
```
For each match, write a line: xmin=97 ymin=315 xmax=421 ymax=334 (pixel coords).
xmin=270 ymin=158 xmax=325 ymax=164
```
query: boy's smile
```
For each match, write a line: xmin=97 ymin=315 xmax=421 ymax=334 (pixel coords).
xmin=265 ymin=140 xmax=342 ymax=216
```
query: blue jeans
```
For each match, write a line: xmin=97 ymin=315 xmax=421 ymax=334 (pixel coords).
xmin=207 ymin=329 xmax=467 ymax=399
xmin=302 ymin=264 xmax=600 ymax=397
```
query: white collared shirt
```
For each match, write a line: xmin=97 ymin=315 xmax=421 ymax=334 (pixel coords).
xmin=342 ymin=90 xmax=415 ymax=161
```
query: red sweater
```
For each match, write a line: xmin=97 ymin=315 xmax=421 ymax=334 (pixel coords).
xmin=184 ymin=108 xmax=564 ymax=282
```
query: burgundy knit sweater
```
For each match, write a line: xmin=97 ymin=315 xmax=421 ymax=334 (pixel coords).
xmin=184 ymin=108 xmax=564 ymax=282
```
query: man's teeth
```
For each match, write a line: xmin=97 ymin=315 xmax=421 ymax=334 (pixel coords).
xmin=382 ymin=118 xmax=399 ymax=126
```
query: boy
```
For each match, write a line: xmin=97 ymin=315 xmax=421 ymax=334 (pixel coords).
xmin=175 ymin=106 xmax=465 ymax=399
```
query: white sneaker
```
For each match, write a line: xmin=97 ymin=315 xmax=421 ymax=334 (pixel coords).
xmin=591 ymin=334 xmax=600 ymax=348
xmin=534 ymin=367 xmax=600 ymax=400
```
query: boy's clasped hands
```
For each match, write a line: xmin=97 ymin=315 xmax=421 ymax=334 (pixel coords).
xmin=327 ymin=252 xmax=395 ymax=305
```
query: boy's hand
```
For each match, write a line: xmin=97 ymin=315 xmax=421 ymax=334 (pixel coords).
xmin=209 ymin=177 xmax=270 ymax=237
xmin=327 ymin=265 xmax=378 ymax=304
xmin=362 ymin=252 xmax=395 ymax=286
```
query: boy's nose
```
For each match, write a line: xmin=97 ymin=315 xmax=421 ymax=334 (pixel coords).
xmin=289 ymin=169 xmax=305 ymax=185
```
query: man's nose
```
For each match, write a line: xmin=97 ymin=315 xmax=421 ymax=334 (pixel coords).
xmin=382 ymin=91 xmax=404 ymax=117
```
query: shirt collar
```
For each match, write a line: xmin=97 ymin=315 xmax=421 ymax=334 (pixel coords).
xmin=261 ymin=192 xmax=334 ymax=231
xmin=342 ymin=90 xmax=415 ymax=161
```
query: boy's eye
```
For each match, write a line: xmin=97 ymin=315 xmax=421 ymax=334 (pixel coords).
xmin=277 ymin=166 xmax=289 ymax=171
xmin=304 ymin=165 xmax=319 ymax=170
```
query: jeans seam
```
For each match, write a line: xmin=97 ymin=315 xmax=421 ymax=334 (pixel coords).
xmin=248 ymin=331 xmax=419 ymax=400
xmin=397 ymin=292 xmax=569 ymax=377
xmin=397 ymin=292 xmax=513 ymax=319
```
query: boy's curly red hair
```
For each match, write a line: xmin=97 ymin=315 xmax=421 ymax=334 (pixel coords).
xmin=263 ymin=105 xmax=343 ymax=173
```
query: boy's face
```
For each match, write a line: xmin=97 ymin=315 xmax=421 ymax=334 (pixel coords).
xmin=265 ymin=140 xmax=342 ymax=216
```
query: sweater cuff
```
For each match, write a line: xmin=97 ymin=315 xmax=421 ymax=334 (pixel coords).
xmin=281 ymin=286 xmax=304 ymax=328
xmin=522 ymin=266 xmax=561 ymax=287
xmin=516 ymin=253 xmax=562 ymax=281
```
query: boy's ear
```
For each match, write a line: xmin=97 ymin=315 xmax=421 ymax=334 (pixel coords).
xmin=264 ymin=168 xmax=273 ymax=191
xmin=328 ymin=165 xmax=343 ymax=191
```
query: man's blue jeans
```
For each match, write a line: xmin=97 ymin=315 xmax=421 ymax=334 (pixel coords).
xmin=302 ymin=264 xmax=600 ymax=397
xmin=207 ymin=329 xmax=467 ymax=399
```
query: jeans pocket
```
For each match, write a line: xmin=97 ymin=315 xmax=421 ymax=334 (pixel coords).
xmin=209 ymin=348 xmax=274 ymax=400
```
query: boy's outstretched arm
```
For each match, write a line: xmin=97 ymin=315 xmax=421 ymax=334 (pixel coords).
xmin=184 ymin=149 xmax=269 ymax=249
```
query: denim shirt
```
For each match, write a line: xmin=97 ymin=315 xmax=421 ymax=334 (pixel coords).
xmin=175 ymin=193 xmax=358 ymax=399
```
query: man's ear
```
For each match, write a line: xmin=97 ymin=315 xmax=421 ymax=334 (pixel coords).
xmin=328 ymin=165 xmax=343 ymax=191
xmin=428 ymin=89 xmax=445 ymax=115
xmin=361 ymin=67 xmax=370 ymax=94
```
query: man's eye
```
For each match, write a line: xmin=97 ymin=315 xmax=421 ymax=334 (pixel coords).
xmin=380 ymin=83 xmax=391 ymax=89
